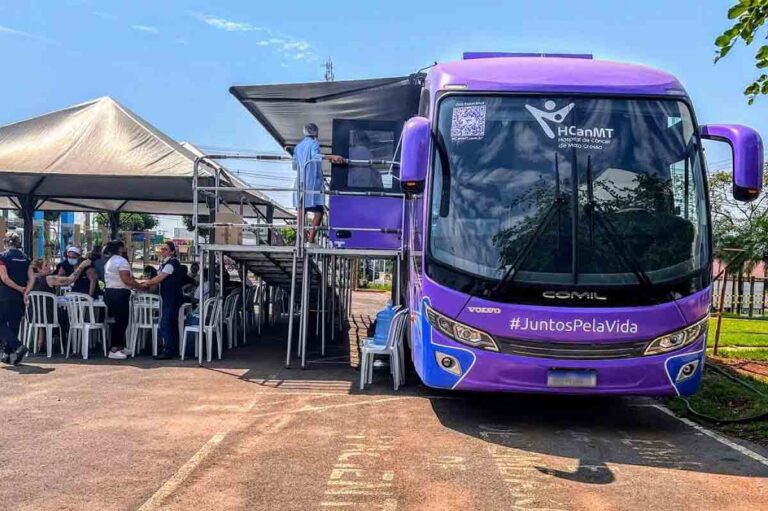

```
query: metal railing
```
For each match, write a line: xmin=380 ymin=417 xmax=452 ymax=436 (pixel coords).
xmin=191 ymin=152 xmax=406 ymax=367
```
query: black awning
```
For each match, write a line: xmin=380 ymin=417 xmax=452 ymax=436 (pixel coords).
xmin=230 ymin=76 xmax=421 ymax=150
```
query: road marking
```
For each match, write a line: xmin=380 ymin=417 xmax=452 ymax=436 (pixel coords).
xmin=138 ymin=399 xmax=259 ymax=510
xmin=478 ymin=425 xmax=568 ymax=511
xmin=139 ymin=397 xmax=402 ymax=508
xmin=620 ymin=438 xmax=701 ymax=468
xmin=651 ymin=404 xmax=768 ymax=467
xmin=321 ymin=434 xmax=398 ymax=509
xmin=137 ymin=432 xmax=227 ymax=511
xmin=247 ymin=397 xmax=405 ymax=419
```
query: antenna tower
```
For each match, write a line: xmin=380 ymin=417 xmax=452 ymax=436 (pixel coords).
xmin=323 ymin=57 xmax=334 ymax=82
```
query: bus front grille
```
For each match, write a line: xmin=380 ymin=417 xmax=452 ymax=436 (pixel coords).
xmin=495 ymin=337 xmax=649 ymax=359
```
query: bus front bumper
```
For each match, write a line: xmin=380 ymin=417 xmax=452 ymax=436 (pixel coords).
xmin=418 ymin=335 xmax=705 ymax=396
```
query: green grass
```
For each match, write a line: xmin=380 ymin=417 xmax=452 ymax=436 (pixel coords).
xmin=667 ymin=366 xmax=768 ymax=446
xmin=715 ymin=348 xmax=768 ymax=362
xmin=707 ymin=317 xmax=768 ymax=348
xmin=359 ymin=283 xmax=392 ymax=291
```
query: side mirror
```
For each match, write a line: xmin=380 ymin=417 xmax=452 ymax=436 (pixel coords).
xmin=400 ymin=116 xmax=431 ymax=195
xmin=701 ymin=124 xmax=763 ymax=202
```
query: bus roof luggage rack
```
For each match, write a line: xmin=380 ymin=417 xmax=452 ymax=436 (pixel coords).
xmin=462 ymin=52 xmax=593 ymax=60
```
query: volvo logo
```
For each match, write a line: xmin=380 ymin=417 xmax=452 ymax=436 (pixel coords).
xmin=468 ymin=306 xmax=502 ymax=314
xmin=542 ymin=291 xmax=608 ymax=301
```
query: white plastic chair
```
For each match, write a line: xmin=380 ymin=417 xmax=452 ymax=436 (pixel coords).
xmin=223 ymin=292 xmax=241 ymax=349
xmin=181 ymin=297 xmax=223 ymax=362
xmin=65 ymin=293 xmax=108 ymax=360
xmin=178 ymin=302 xmax=192 ymax=355
xmin=359 ymin=308 xmax=408 ymax=391
xmin=128 ymin=294 xmax=162 ymax=357
xmin=257 ymin=284 xmax=268 ymax=333
xmin=275 ymin=288 xmax=289 ymax=321
xmin=243 ymin=286 xmax=257 ymax=332
xmin=25 ymin=292 xmax=62 ymax=358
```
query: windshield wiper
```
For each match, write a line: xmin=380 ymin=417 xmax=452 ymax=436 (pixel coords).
xmin=433 ymin=131 xmax=452 ymax=217
xmin=491 ymin=154 xmax=566 ymax=296
xmin=583 ymin=155 xmax=653 ymax=288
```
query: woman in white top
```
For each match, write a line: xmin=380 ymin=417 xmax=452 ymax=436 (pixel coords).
xmin=103 ymin=240 xmax=142 ymax=359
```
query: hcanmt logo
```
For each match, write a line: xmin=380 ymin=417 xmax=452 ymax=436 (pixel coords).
xmin=525 ymin=100 xmax=575 ymax=139
xmin=542 ymin=291 xmax=608 ymax=301
xmin=468 ymin=306 xmax=502 ymax=314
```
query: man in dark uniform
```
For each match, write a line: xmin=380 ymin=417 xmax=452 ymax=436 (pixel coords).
xmin=0 ymin=232 xmax=30 ymax=365
xmin=140 ymin=241 xmax=184 ymax=360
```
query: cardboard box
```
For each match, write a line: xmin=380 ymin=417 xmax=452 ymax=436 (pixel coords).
xmin=215 ymin=211 xmax=243 ymax=245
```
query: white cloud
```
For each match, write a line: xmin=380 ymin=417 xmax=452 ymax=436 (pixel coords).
xmin=280 ymin=63 xmax=289 ymax=68
xmin=92 ymin=11 xmax=117 ymax=20
xmin=283 ymin=40 xmax=309 ymax=52
xmin=0 ymin=24 xmax=58 ymax=44
xmin=132 ymin=25 xmax=159 ymax=34
xmin=175 ymin=38 xmax=189 ymax=45
xmin=191 ymin=13 xmax=264 ymax=32
xmin=189 ymin=13 xmax=317 ymax=61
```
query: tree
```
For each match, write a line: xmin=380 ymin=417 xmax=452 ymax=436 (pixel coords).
xmin=182 ymin=215 xmax=211 ymax=241
xmin=492 ymin=174 xmax=695 ymax=276
xmin=708 ymin=167 xmax=768 ymax=271
xmin=95 ymin=212 xmax=158 ymax=232
xmin=715 ymin=0 xmax=768 ymax=103
xmin=43 ymin=211 xmax=61 ymax=222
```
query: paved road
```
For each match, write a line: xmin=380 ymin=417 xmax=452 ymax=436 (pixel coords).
xmin=1 ymin=298 xmax=766 ymax=510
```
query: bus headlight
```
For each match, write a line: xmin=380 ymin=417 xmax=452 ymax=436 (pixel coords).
xmin=425 ymin=305 xmax=499 ymax=351
xmin=644 ymin=317 xmax=708 ymax=356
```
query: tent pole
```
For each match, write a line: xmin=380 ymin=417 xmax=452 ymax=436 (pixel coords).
xmin=19 ymin=195 xmax=35 ymax=256
xmin=266 ymin=205 xmax=274 ymax=245
xmin=108 ymin=211 xmax=120 ymax=241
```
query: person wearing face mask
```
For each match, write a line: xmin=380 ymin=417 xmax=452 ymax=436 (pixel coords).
xmin=55 ymin=247 xmax=95 ymax=295
xmin=25 ymin=258 xmax=93 ymax=353
xmin=103 ymin=240 xmax=143 ymax=360
xmin=56 ymin=247 xmax=81 ymax=277
xmin=59 ymin=246 xmax=98 ymax=297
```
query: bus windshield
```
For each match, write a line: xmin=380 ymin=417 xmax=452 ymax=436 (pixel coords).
xmin=428 ymin=95 xmax=709 ymax=294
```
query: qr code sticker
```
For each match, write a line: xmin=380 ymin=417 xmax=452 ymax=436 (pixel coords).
xmin=451 ymin=102 xmax=486 ymax=141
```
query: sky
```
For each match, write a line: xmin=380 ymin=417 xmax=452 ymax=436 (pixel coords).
xmin=0 ymin=0 xmax=764 ymax=217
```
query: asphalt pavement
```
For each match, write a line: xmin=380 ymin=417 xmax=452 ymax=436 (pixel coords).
xmin=0 ymin=292 xmax=766 ymax=510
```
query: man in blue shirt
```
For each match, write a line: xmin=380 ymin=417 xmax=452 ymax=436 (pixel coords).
xmin=0 ymin=232 xmax=30 ymax=365
xmin=292 ymin=122 xmax=344 ymax=245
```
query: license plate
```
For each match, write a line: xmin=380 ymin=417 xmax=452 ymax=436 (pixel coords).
xmin=547 ymin=369 xmax=597 ymax=388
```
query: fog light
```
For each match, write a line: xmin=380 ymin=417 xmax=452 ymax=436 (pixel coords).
xmin=435 ymin=351 xmax=462 ymax=376
xmin=676 ymin=360 xmax=700 ymax=382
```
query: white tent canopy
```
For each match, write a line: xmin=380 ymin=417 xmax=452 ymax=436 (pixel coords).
xmin=0 ymin=96 xmax=293 ymax=220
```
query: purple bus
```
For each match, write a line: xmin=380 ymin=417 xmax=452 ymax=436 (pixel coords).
xmin=398 ymin=53 xmax=764 ymax=395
